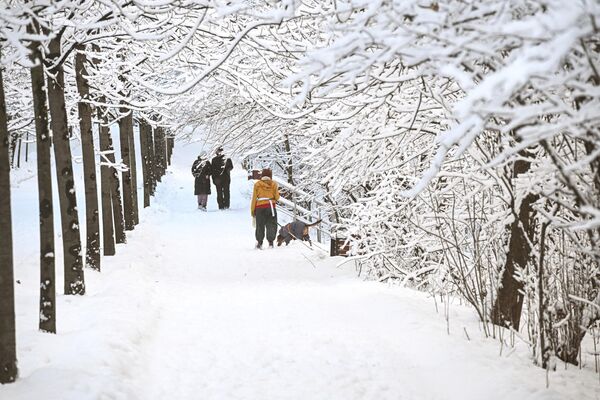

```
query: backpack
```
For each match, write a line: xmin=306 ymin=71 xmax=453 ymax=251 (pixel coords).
xmin=192 ymin=160 xmax=202 ymax=178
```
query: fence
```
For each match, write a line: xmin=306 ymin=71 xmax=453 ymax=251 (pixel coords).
xmin=272 ymin=176 xmax=332 ymax=247
xmin=248 ymin=170 xmax=355 ymax=256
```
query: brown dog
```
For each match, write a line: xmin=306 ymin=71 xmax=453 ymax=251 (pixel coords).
xmin=277 ymin=220 xmax=322 ymax=246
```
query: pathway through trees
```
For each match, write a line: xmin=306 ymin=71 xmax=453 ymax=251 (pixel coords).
xmin=3 ymin=144 xmax=597 ymax=400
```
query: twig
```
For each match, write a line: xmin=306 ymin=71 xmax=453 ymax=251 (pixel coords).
xmin=302 ymin=253 xmax=316 ymax=268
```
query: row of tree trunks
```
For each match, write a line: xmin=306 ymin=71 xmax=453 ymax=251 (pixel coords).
xmin=0 ymin=31 xmax=173 ymax=383
xmin=138 ymin=120 xmax=170 ymax=208
xmin=0 ymin=51 xmax=18 ymax=384
xmin=74 ymin=45 xmax=100 ymax=271
xmin=46 ymin=36 xmax=85 ymax=295
xmin=1 ymin=35 xmax=173 ymax=378
xmin=99 ymin=114 xmax=170 ymax=252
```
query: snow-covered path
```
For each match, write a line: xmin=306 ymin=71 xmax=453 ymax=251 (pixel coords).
xmin=3 ymin=142 xmax=598 ymax=400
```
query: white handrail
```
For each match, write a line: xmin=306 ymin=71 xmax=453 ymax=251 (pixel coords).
xmin=273 ymin=176 xmax=328 ymax=207
xmin=269 ymin=176 xmax=332 ymax=244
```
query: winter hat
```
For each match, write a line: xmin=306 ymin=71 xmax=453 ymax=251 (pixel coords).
xmin=261 ymin=168 xmax=272 ymax=179
xmin=216 ymin=146 xmax=224 ymax=155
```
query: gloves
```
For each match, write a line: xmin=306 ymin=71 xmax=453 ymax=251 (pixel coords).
xmin=252 ymin=216 xmax=256 ymax=228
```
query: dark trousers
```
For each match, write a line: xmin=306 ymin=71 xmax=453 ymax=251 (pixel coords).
xmin=255 ymin=207 xmax=277 ymax=244
xmin=215 ymin=181 xmax=230 ymax=209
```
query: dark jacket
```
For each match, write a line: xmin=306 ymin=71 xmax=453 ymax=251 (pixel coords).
xmin=192 ymin=159 xmax=212 ymax=195
xmin=211 ymin=155 xmax=234 ymax=185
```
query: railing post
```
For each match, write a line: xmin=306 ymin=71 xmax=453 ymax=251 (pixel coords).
xmin=293 ymin=193 xmax=298 ymax=219
xmin=317 ymin=208 xmax=322 ymax=243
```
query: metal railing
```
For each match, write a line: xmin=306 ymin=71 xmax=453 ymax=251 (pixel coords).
xmin=272 ymin=176 xmax=333 ymax=247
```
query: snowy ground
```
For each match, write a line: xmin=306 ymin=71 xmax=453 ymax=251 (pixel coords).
xmin=2 ymin=140 xmax=599 ymax=400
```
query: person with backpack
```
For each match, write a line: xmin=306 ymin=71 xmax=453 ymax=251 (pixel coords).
xmin=211 ymin=146 xmax=234 ymax=210
xmin=250 ymin=168 xmax=280 ymax=249
xmin=191 ymin=152 xmax=212 ymax=211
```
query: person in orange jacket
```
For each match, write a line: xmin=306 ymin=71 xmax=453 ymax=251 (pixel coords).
xmin=250 ymin=168 xmax=280 ymax=249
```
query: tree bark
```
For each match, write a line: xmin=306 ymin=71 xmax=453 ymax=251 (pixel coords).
xmin=28 ymin=33 xmax=56 ymax=333
xmin=564 ymin=293 xmax=600 ymax=365
xmin=119 ymin=108 xmax=137 ymax=231
xmin=98 ymin=111 xmax=115 ymax=256
xmin=491 ymin=155 xmax=538 ymax=330
xmin=155 ymin=127 xmax=166 ymax=181
xmin=154 ymin=127 xmax=162 ymax=182
xmin=74 ymin=45 xmax=100 ymax=271
xmin=9 ymin=134 xmax=16 ymax=168
xmin=46 ymin=36 xmax=85 ymax=295
xmin=111 ymin=173 xmax=126 ymax=244
xmin=128 ymin=118 xmax=139 ymax=225
xmin=167 ymin=136 xmax=174 ymax=166
xmin=0 ymin=49 xmax=18 ymax=384
xmin=284 ymin=134 xmax=294 ymax=185
xmin=148 ymin=125 xmax=156 ymax=193
xmin=16 ymin=138 xmax=21 ymax=169
xmin=139 ymin=120 xmax=151 ymax=208
xmin=118 ymin=111 xmax=135 ymax=230
xmin=99 ymin=108 xmax=126 ymax=245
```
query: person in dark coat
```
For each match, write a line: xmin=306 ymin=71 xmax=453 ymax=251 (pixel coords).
xmin=211 ymin=146 xmax=234 ymax=210
xmin=192 ymin=152 xmax=211 ymax=211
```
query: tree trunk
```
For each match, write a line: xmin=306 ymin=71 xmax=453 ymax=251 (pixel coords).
xmin=118 ymin=111 xmax=135 ymax=230
xmin=16 ymin=138 xmax=21 ymax=169
xmin=98 ymin=111 xmax=115 ymax=256
xmin=284 ymin=134 xmax=294 ymax=185
xmin=74 ymin=45 xmax=100 ymax=271
xmin=0 ymin=50 xmax=18 ymax=384
xmin=165 ymin=133 xmax=172 ymax=171
xmin=28 ymin=33 xmax=56 ymax=333
xmin=154 ymin=127 xmax=162 ymax=182
xmin=139 ymin=120 xmax=151 ymax=208
xmin=99 ymin=108 xmax=126 ymax=245
xmin=46 ymin=36 xmax=85 ymax=295
xmin=128 ymin=118 xmax=139 ymax=225
xmin=148 ymin=126 xmax=156 ymax=194
xmin=565 ymin=293 xmax=600 ymax=365
xmin=111 ymin=173 xmax=126 ymax=244
xmin=155 ymin=127 xmax=166 ymax=181
xmin=9 ymin=134 xmax=16 ymax=168
xmin=491 ymin=156 xmax=538 ymax=330
xmin=167 ymin=136 xmax=174 ymax=166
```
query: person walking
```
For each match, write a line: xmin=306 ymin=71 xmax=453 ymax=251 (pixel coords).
xmin=211 ymin=146 xmax=234 ymax=210
xmin=192 ymin=152 xmax=211 ymax=211
xmin=250 ymin=168 xmax=280 ymax=249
